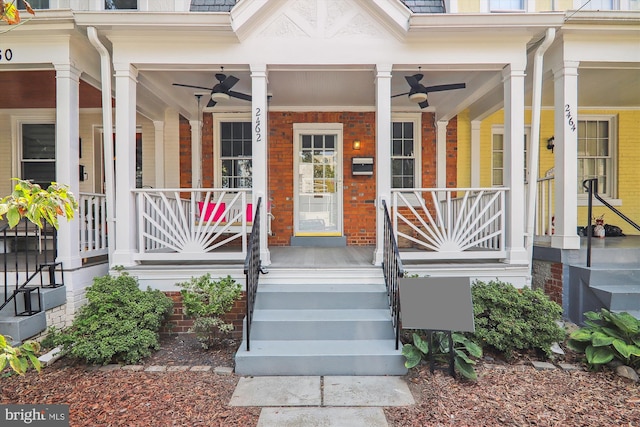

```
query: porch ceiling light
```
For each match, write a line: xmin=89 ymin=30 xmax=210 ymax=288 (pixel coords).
xmin=408 ymin=91 xmax=428 ymax=103
xmin=211 ymin=92 xmax=230 ymax=101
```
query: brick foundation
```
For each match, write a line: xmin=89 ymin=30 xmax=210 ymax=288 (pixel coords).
xmin=161 ymin=291 xmax=246 ymax=340
xmin=532 ymin=260 xmax=563 ymax=305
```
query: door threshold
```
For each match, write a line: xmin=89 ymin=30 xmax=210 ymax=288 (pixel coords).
xmin=290 ymin=236 xmax=347 ymax=247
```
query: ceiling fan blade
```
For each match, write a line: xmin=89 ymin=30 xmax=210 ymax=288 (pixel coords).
xmin=391 ymin=92 xmax=410 ymax=98
xmin=418 ymin=99 xmax=430 ymax=109
xmin=228 ymin=91 xmax=252 ymax=101
xmin=206 ymin=98 xmax=217 ymax=108
xmin=405 ymin=74 xmax=424 ymax=89
xmin=173 ymin=83 xmax=212 ymax=91
xmin=424 ymin=83 xmax=466 ymax=93
xmin=220 ymin=75 xmax=239 ymax=92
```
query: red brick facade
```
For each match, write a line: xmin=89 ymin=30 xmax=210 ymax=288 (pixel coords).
xmin=532 ymin=260 xmax=564 ymax=305
xmin=162 ymin=291 xmax=246 ymax=339
xmin=179 ymin=111 xmax=459 ymax=246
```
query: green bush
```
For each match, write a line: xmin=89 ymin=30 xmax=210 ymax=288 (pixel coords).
xmin=567 ymin=309 xmax=640 ymax=370
xmin=470 ymin=279 xmax=565 ymax=359
xmin=1 ymin=334 xmax=41 ymax=376
xmin=53 ymin=272 xmax=173 ymax=365
xmin=177 ymin=274 xmax=242 ymax=349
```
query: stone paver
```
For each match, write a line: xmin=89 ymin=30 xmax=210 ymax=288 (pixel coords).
xmin=166 ymin=366 xmax=190 ymax=372
xmin=214 ymin=366 xmax=234 ymax=376
xmin=144 ymin=365 xmax=167 ymax=372
xmin=323 ymin=376 xmax=414 ymax=407
xmin=121 ymin=365 xmax=145 ymax=371
xmin=257 ymin=407 xmax=388 ymax=427
xmin=558 ymin=363 xmax=582 ymax=372
xmin=230 ymin=376 xmax=321 ymax=407
xmin=190 ymin=365 xmax=212 ymax=372
xmin=99 ymin=364 xmax=121 ymax=372
xmin=531 ymin=361 xmax=556 ymax=371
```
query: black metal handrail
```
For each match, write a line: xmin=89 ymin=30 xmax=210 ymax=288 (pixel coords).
xmin=583 ymin=178 xmax=640 ymax=267
xmin=381 ymin=199 xmax=404 ymax=350
xmin=243 ymin=197 xmax=262 ymax=352
xmin=1 ymin=219 xmax=58 ymax=313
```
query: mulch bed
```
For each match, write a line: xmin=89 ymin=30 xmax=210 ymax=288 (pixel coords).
xmin=1 ymin=334 xmax=639 ymax=426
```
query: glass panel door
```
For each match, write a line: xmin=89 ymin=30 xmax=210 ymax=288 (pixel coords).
xmin=295 ymin=132 xmax=342 ymax=236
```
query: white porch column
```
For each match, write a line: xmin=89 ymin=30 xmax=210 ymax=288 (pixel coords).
xmin=502 ymin=66 xmax=528 ymax=264
xmin=374 ymin=64 xmax=392 ymax=265
xmin=552 ymin=62 xmax=581 ymax=249
xmin=251 ymin=64 xmax=271 ymax=266
xmin=470 ymin=120 xmax=481 ymax=187
xmin=111 ymin=63 xmax=138 ymax=267
xmin=53 ymin=62 xmax=82 ymax=270
xmin=189 ymin=119 xmax=202 ymax=188
xmin=436 ymin=120 xmax=449 ymax=189
xmin=154 ymin=121 xmax=165 ymax=188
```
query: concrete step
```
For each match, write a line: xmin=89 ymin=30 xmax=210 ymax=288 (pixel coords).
xmin=235 ymin=339 xmax=407 ymax=376
xmin=0 ymin=311 xmax=46 ymax=343
xmin=255 ymin=283 xmax=388 ymax=310
xmin=259 ymin=267 xmax=384 ymax=286
xmin=249 ymin=309 xmax=396 ymax=341
xmin=590 ymin=284 xmax=640 ymax=312
xmin=1 ymin=285 xmax=66 ymax=316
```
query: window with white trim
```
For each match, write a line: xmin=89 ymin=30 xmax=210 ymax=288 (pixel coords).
xmin=575 ymin=0 xmax=615 ymax=10
xmin=491 ymin=127 xmax=529 ymax=186
xmin=21 ymin=123 xmax=56 ymax=188
xmin=577 ymin=116 xmax=616 ymax=197
xmin=220 ymin=121 xmax=252 ymax=189
xmin=490 ymin=0 xmax=524 ymax=11
xmin=18 ymin=0 xmax=48 ymax=9
xmin=391 ymin=116 xmax=421 ymax=189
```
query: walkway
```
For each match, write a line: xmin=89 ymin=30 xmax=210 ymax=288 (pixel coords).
xmin=229 ymin=375 xmax=415 ymax=427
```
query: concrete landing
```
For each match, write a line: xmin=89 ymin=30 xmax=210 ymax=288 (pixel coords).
xmin=230 ymin=376 xmax=415 ymax=427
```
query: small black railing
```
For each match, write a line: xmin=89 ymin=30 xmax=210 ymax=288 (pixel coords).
xmin=243 ymin=197 xmax=262 ymax=351
xmin=382 ymin=200 xmax=404 ymax=350
xmin=583 ymin=178 xmax=640 ymax=267
xmin=1 ymin=219 xmax=59 ymax=315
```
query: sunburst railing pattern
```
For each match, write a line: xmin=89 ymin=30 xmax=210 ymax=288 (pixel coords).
xmin=133 ymin=188 xmax=250 ymax=261
xmin=392 ymin=188 xmax=507 ymax=260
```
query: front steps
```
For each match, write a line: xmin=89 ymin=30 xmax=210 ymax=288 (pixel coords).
xmin=235 ymin=269 xmax=407 ymax=376
xmin=0 ymin=285 xmax=66 ymax=342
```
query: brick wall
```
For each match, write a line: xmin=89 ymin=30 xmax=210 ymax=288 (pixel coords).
xmin=162 ymin=291 xmax=246 ymax=339
xmin=532 ymin=259 xmax=563 ymax=305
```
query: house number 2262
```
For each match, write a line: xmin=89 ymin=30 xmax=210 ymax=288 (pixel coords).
xmin=0 ymin=49 xmax=13 ymax=61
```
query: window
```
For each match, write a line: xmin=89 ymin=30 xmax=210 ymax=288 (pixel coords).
xmin=21 ymin=124 xmax=56 ymax=188
xmin=577 ymin=117 xmax=615 ymax=197
xmin=490 ymin=0 xmax=524 ymax=11
xmin=18 ymin=0 xmax=48 ymax=9
xmin=105 ymin=0 xmax=137 ymax=10
xmin=220 ymin=122 xmax=252 ymax=189
xmin=391 ymin=117 xmax=420 ymax=189
xmin=576 ymin=0 xmax=615 ymax=10
xmin=491 ymin=126 xmax=529 ymax=186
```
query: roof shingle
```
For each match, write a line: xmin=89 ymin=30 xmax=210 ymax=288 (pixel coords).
xmin=190 ymin=0 xmax=445 ymax=14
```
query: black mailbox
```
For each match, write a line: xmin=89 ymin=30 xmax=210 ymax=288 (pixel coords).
xmin=352 ymin=157 xmax=374 ymax=176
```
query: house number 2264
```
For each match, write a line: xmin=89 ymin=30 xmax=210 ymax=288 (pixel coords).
xmin=0 ymin=49 xmax=13 ymax=61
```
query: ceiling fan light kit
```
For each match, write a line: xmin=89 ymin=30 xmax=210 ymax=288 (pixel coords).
xmin=212 ymin=92 xmax=230 ymax=101
xmin=409 ymin=92 xmax=428 ymax=103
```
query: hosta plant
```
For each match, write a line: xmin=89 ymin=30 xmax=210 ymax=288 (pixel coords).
xmin=567 ymin=309 xmax=640 ymax=370
xmin=402 ymin=331 xmax=482 ymax=381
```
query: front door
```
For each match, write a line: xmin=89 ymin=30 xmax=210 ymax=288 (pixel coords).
xmin=293 ymin=124 xmax=343 ymax=236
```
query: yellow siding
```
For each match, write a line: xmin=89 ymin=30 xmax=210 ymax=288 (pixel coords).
xmin=457 ymin=0 xmax=481 ymax=13
xmin=0 ymin=113 xmax=12 ymax=196
xmin=457 ymin=109 xmax=471 ymax=187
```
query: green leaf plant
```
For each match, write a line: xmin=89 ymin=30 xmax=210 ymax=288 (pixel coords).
xmin=567 ymin=309 xmax=640 ymax=370
xmin=177 ymin=274 xmax=242 ymax=349
xmin=402 ymin=331 xmax=483 ymax=381
xmin=0 ymin=334 xmax=41 ymax=376
xmin=0 ymin=179 xmax=78 ymax=229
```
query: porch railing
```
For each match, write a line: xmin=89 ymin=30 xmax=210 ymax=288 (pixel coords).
xmin=1 ymin=219 xmax=59 ymax=315
xmin=244 ymin=197 xmax=262 ymax=352
xmin=78 ymin=192 xmax=108 ymax=258
xmin=382 ymin=200 xmax=404 ymax=350
xmin=535 ymin=175 xmax=555 ymax=237
xmin=392 ymin=188 xmax=507 ymax=260
xmin=133 ymin=188 xmax=250 ymax=261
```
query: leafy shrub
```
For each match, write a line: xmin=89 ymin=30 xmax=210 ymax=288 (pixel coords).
xmin=1 ymin=334 xmax=41 ymax=376
xmin=567 ymin=309 xmax=640 ymax=370
xmin=177 ymin=274 xmax=242 ymax=349
xmin=53 ymin=273 xmax=173 ymax=365
xmin=402 ymin=331 xmax=482 ymax=381
xmin=471 ymin=279 xmax=565 ymax=359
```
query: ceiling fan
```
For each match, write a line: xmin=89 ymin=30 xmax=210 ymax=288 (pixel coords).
xmin=392 ymin=74 xmax=465 ymax=109
xmin=173 ymin=73 xmax=252 ymax=107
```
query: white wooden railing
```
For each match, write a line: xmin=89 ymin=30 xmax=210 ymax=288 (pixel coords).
xmin=391 ymin=188 xmax=507 ymax=260
xmin=79 ymin=192 xmax=108 ymax=258
xmin=133 ymin=188 xmax=251 ymax=261
xmin=536 ymin=175 xmax=555 ymax=238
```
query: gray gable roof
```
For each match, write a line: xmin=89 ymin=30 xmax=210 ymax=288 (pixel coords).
xmin=190 ymin=1 xmax=445 ymax=14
